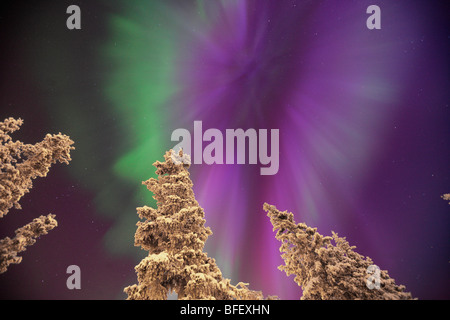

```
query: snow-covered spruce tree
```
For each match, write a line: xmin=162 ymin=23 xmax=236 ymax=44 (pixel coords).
xmin=0 ymin=117 xmax=74 ymax=273
xmin=264 ymin=203 xmax=414 ymax=300
xmin=125 ymin=150 xmax=272 ymax=300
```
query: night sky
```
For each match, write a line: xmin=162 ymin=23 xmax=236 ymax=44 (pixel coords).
xmin=0 ymin=0 xmax=449 ymax=299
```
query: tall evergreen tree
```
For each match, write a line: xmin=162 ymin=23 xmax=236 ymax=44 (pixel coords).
xmin=264 ymin=203 xmax=414 ymax=299
xmin=125 ymin=150 xmax=270 ymax=300
xmin=0 ymin=117 xmax=74 ymax=273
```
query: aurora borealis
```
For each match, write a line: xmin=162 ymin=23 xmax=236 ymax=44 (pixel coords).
xmin=0 ymin=0 xmax=449 ymax=299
